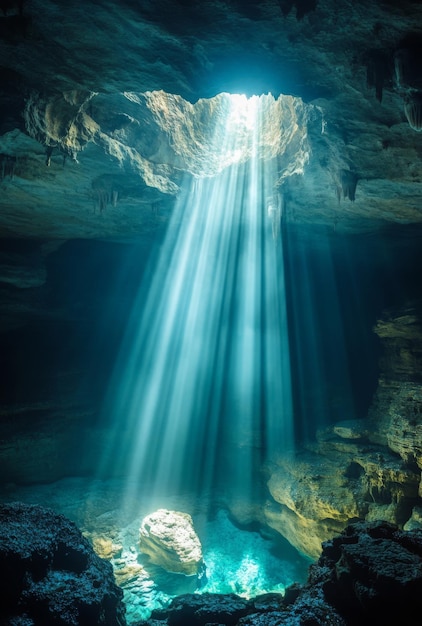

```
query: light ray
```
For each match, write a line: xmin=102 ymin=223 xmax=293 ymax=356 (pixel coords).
xmin=98 ymin=93 xmax=299 ymax=514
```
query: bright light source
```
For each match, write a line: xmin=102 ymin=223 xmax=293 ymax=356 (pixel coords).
xmin=227 ymin=93 xmax=259 ymax=131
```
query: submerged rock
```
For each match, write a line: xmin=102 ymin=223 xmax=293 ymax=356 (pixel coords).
xmin=0 ymin=501 xmax=126 ymax=625
xmin=139 ymin=509 xmax=203 ymax=576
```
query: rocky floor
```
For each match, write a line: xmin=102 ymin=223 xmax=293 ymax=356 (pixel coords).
xmin=0 ymin=477 xmax=310 ymax=624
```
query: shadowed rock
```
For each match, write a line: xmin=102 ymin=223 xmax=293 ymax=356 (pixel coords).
xmin=0 ymin=502 xmax=126 ymax=625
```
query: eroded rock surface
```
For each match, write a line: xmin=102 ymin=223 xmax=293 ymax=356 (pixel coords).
xmin=1 ymin=1 xmax=422 ymax=238
xmin=0 ymin=501 xmax=126 ymax=625
xmin=265 ymin=301 xmax=422 ymax=559
xmin=139 ymin=509 xmax=204 ymax=576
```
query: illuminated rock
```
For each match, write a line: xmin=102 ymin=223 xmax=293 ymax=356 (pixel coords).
xmin=265 ymin=302 xmax=422 ymax=559
xmin=139 ymin=508 xmax=203 ymax=576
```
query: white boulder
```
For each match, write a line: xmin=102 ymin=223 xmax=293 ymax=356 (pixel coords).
xmin=139 ymin=509 xmax=203 ymax=576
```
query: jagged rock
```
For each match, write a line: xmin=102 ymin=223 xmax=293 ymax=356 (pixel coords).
xmin=370 ymin=381 xmax=422 ymax=469
xmin=373 ymin=306 xmax=422 ymax=382
xmin=0 ymin=501 xmax=126 ymax=625
xmin=266 ymin=435 xmax=421 ymax=559
xmin=266 ymin=449 xmax=362 ymax=559
xmin=139 ymin=509 xmax=203 ymax=576
xmin=404 ymin=505 xmax=422 ymax=530
xmin=313 ymin=521 xmax=422 ymax=624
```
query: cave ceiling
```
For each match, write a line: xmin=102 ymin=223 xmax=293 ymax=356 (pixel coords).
xmin=0 ymin=0 xmax=422 ymax=240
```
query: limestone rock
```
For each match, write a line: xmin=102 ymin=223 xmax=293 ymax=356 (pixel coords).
xmin=373 ymin=306 xmax=422 ymax=382
xmin=1 ymin=2 xmax=422 ymax=238
xmin=266 ymin=450 xmax=362 ymax=559
xmin=265 ymin=301 xmax=422 ymax=559
xmin=404 ymin=505 xmax=422 ymax=531
xmin=0 ymin=501 xmax=126 ymax=625
xmin=369 ymin=303 xmax=422 ymax=467
xmin=92 ymin=535 xmax=123 ymax=560
xmin=266 ymin=439 xmax=420 ymax=559
xmin=139 ymin=509 xmax=203 ymax=576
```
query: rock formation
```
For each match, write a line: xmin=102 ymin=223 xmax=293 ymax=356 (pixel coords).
xmin=1 ymin=1 xmax=422 ymax=237
xmin=264 ymin=300 xmax=422 ymax=559
xmin=0 ymin=502 xmax=126 ymax=625
xmin=139 ymin=509 xmax=204 ymax=577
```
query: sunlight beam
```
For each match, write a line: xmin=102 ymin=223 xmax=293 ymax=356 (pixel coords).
xmin=99 ymin=92 xmax=301 ymax=512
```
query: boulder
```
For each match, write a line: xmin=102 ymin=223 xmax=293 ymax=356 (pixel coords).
xmin=0 ymin=501 xmax=126 ymax=625
xmin=139 ymin=509 xmax=203 ymax=576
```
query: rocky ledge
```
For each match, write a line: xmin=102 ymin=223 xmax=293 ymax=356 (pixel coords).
xmin=262 ymin=300 xmax=422 ymax=559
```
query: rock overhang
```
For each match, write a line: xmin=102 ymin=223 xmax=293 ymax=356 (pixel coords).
xmin=1 ymin=0 xmax=422 ymax=239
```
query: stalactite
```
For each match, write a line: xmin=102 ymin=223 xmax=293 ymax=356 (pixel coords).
xmin=0 ymin=153 xmax=17 ymax=180
xmin=394 ymin=38 xmax=422 ymax=131
xmin=45 ymin=145 xmax=54 ymax=167
xmin=404 ymin=93 xmax=422 ymax=132
xmin=91 ymin=185 xmax=119 ymax=213
xmin=278 ymin=0 xmax=317 ymax=20
xmin=365 ymin=49 xmax=391 ymax=103
xmin=394 ymin=48 xmax=411 ymax=90
xmin=339 ymin=169 xmax=358 ymax=202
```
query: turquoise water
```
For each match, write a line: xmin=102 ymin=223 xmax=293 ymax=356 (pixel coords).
xmin=198 ymin=510 xmax=309 ymax=598
xmin=118 ymin=507 xmax=310 ymax=624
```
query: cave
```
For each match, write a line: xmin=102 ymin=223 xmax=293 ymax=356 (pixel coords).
xmin=1 ymin=1 xmax=422 ymax=625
